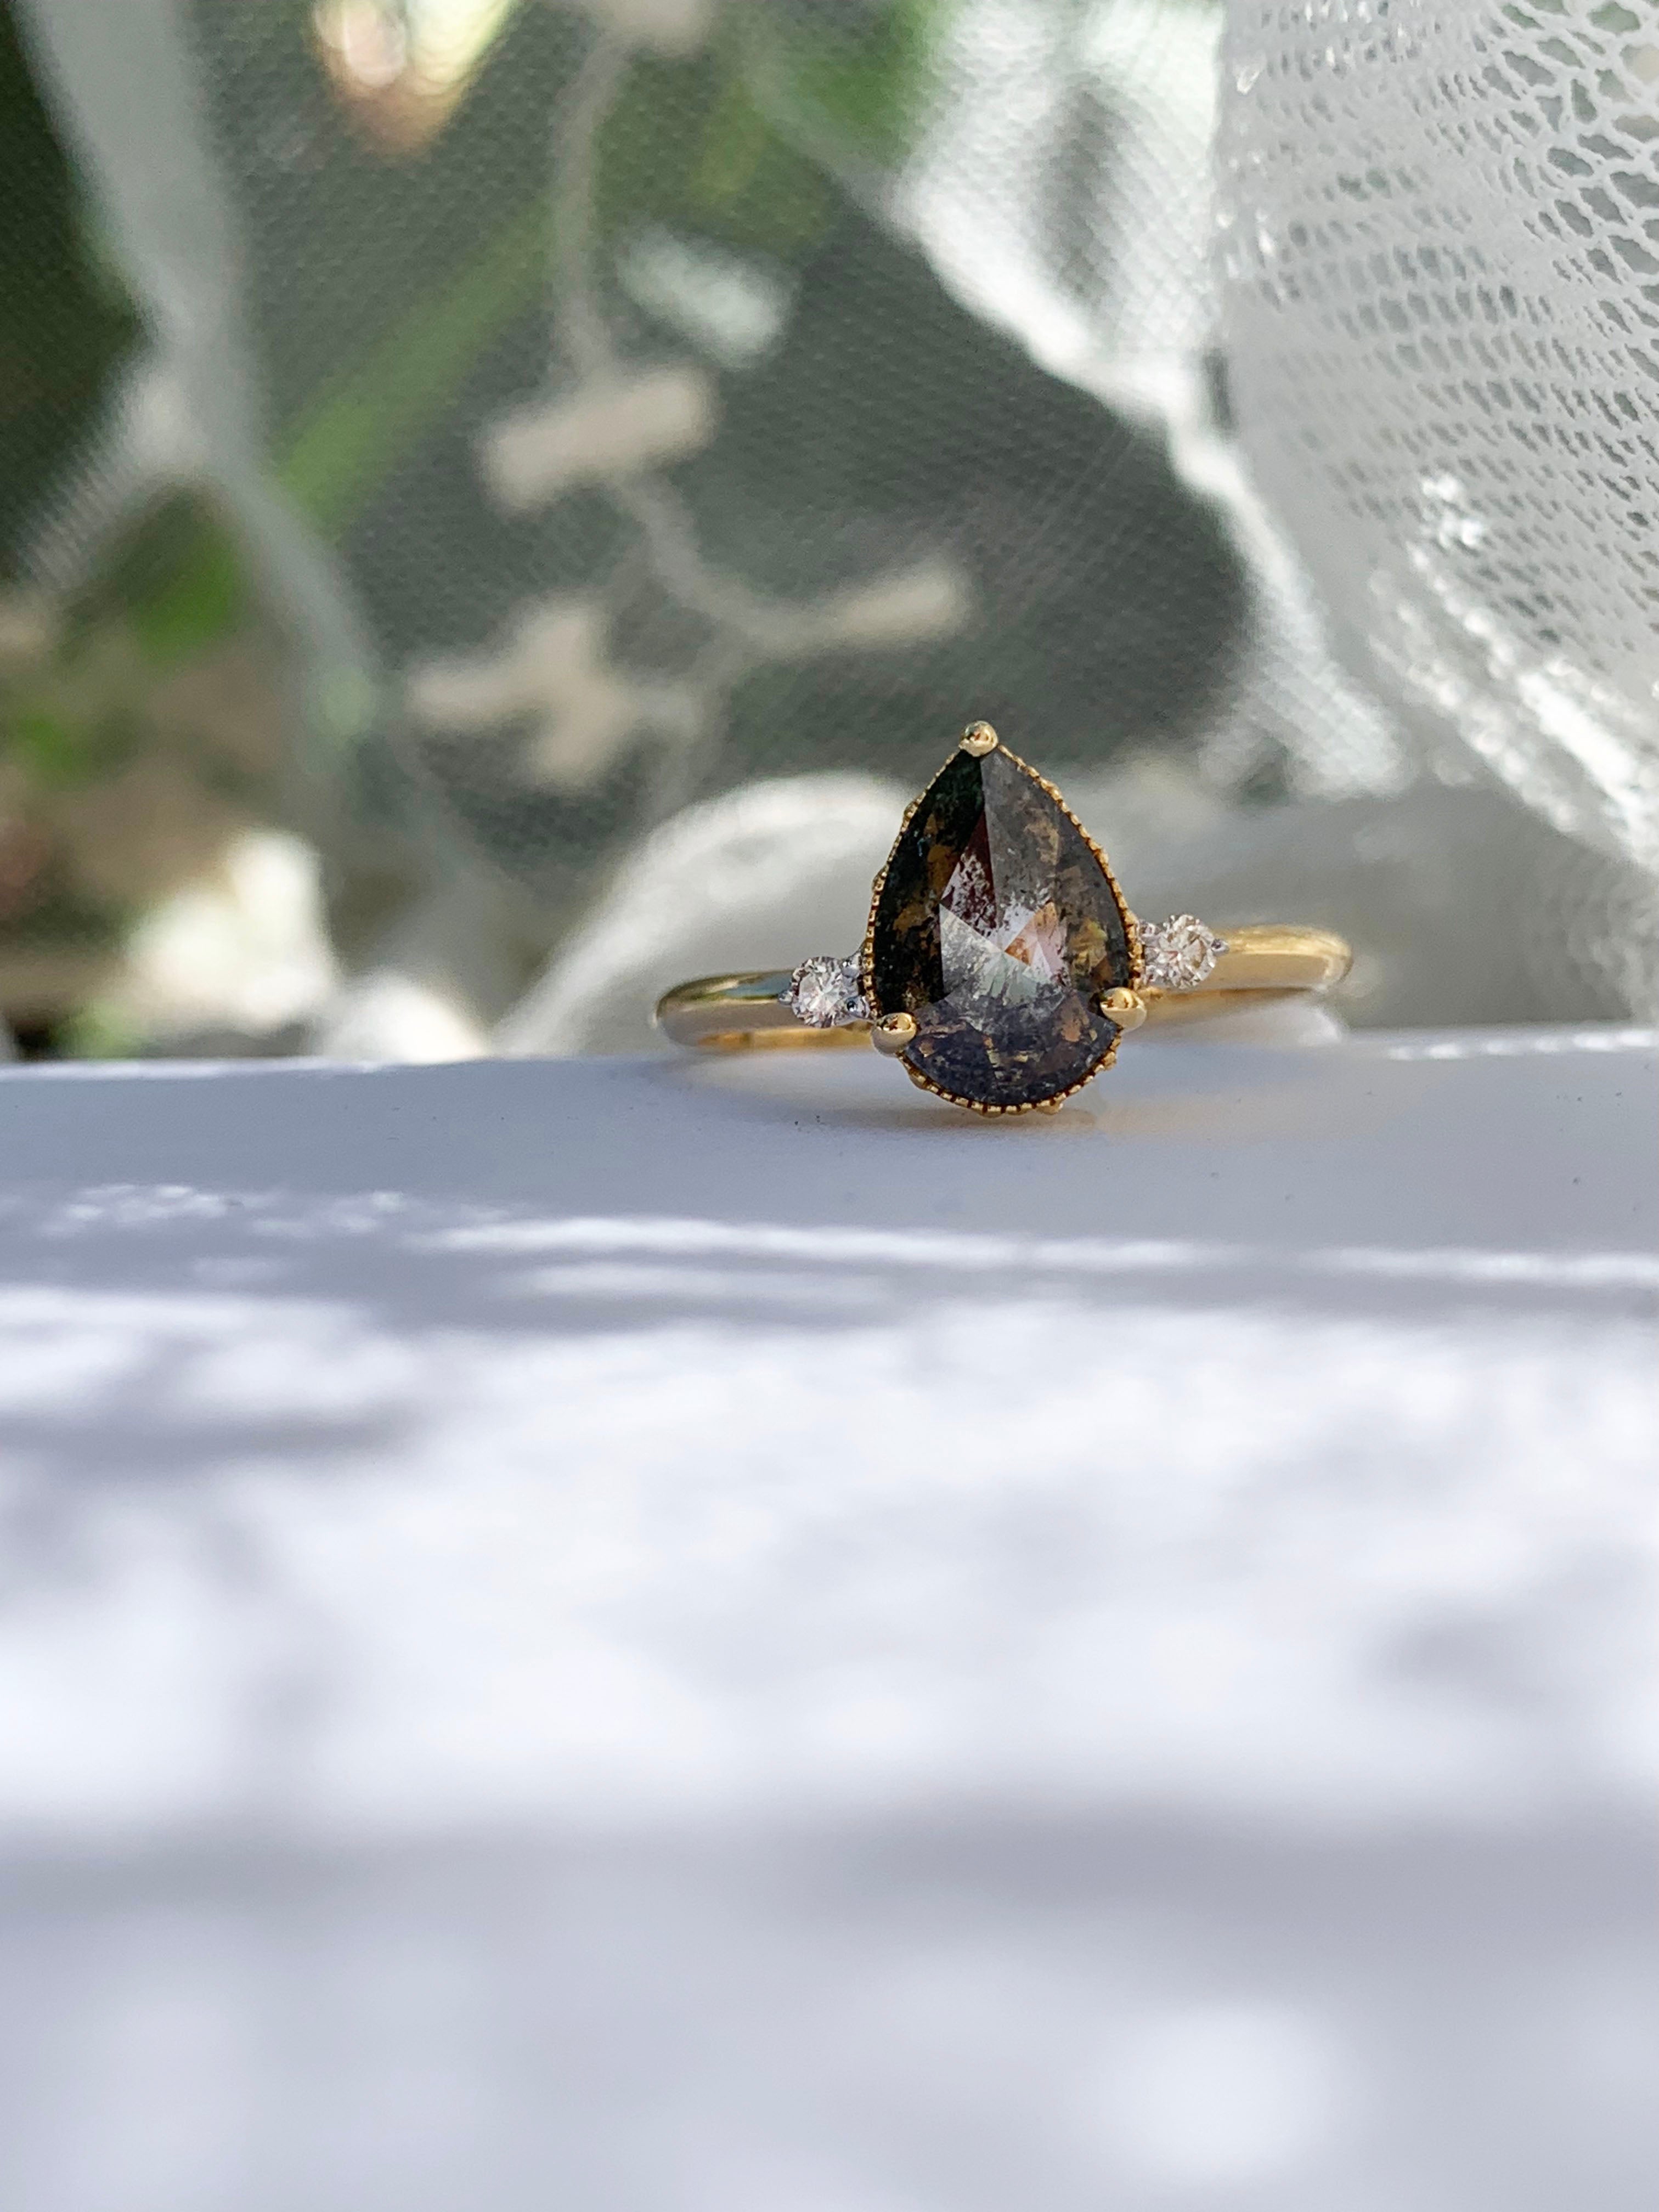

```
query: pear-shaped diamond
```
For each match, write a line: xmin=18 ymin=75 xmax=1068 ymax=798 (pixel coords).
xmin=866 ymin=747 xmax=1134 ymax=1109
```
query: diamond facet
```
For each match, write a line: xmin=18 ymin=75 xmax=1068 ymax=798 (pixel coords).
xmin=1139 ymin=914 xmax=1227 ymax=991
xmin=867 ymin=748 xmax=1133 ymax=1109
xmin=785 ymin=955 xmax=868 ymax=1028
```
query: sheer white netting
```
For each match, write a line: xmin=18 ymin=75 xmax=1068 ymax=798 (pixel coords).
xmin=1220 ymin=0 xmax=1659 ymax=1009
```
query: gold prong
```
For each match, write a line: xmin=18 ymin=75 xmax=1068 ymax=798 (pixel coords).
xmin=1100 ymin=986 xmax=1147 ymax=1032
xmin=960 ymin=720 xmax=998 ymax=756
xmin=1034 ymin=1097 xmax=1064 ymax=1114
xmin=872 ymin=1010 xmax=918 ymax=1056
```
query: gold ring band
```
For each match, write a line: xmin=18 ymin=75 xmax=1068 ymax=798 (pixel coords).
xmin=656 ymin=924 xmax=1352 ymax=1053
xmin=654 ymin=721 xmax=1353 ymax=1114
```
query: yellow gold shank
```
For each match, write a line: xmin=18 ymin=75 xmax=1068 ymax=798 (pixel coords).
xmin=653 ymin=925 xmax=1351 ymax=1051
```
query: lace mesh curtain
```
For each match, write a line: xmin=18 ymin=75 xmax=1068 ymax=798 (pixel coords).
xmin=1220 ymin=0 xmax=1659 ymax=1020
xmin=2 ymin=0 xmax=1655 ymax=1056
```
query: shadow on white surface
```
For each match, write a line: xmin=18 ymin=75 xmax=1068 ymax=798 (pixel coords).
xmin=0 ymin=1031 xmax=1653 ymax=2208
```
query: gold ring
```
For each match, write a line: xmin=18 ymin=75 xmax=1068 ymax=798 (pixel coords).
xmin=654 ymin=723 xmax=1351 ymax=1116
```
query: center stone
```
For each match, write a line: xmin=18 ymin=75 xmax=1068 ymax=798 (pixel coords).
xmin=867 ymin=747 xmax=1134 ymax=1109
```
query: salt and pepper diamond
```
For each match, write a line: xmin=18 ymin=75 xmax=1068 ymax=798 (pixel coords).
xmin=1139 ymin=913 xmax=1228 ymax=991
xmin=783 ymin=955 xmax=868 ymax=1028
xmin=867 ymin=747 xmax=1134 ymax=1108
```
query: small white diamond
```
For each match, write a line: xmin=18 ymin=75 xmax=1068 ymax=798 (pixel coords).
xmin=784 ymin=955 xmax=868 ymax=1028
xmin=1141 ymin=914 xmax=1227 ymax=991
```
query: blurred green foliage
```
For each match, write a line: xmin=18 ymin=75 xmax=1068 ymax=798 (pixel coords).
xmin=283 ymin=1 xmax=953 ymax=540
xmin=82 ymin=499 xmax=249 ymax=672
xmin=0 ymin=0 xmax=140 ymax=579
xmin=5 ymin=500 xmax=250 ymax=793
xmin=0 ymin=0 xmax=254 ymax=814
xmin=0 ymin=0 xmax=967 ymax=1042
xmin=599 ymin=46 xmax=833 ymax=256
xmin=750 ymin=0 xmax=946 ymax=164
xmin=279 ymin=198 xmax=550 ymax=535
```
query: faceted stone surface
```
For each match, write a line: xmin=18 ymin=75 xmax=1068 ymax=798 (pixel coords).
xmin=1141 ymin=913 xmax=1227 ymax=991
xmin=785 ymin=955 xmax=867 ymax=1028
xmin=867 ymin=748 xmax=1133 ymax=1108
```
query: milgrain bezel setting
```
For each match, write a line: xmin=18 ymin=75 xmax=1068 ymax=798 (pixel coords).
xmin=858 ymin=724 xmax=1146 ymax=1117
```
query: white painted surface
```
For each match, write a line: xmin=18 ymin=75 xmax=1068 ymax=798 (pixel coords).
xmin=0 ymin=1029 xmax=1654 ymax=2209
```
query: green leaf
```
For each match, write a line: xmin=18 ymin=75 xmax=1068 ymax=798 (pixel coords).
xmin=764 ymin=0 xmax=947 ymax=163
xmin=128 ymin=522 xmax=245 ymax=668
xmin=71 ymin=497 xmax=248 ymax=670
xmin=599 ymin=43 xmax=832 ymax=256
xmin=4 ymin=706 xmax=86 ymax=784
xmin=278 ymin=194 xmax=550 ymax=535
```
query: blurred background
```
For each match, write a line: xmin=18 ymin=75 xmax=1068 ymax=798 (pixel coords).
xmin=2 ymin=0 xmax=1656 ymax=1066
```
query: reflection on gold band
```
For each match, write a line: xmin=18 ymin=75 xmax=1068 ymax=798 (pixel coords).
xmin=654 ymin=924 xmax=1352 ymax=1052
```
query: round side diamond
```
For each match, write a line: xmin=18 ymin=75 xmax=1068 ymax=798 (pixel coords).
xmin=784 ymin=955 xmax=868 ymax=1028
xmin=1141 ymin=914 xmax=1227 ymax=991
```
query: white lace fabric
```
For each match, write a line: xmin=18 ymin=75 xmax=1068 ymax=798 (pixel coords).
xmin=1220 ymin=0 xmax=1659 ymax=884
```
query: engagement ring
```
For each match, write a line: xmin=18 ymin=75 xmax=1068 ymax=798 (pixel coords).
xmin=656 ymin=723 xmax=1351 ymax=1115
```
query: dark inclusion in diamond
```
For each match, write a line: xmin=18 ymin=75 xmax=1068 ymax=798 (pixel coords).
xmin=868 ymin=748 xmax=1134 ymax=1109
